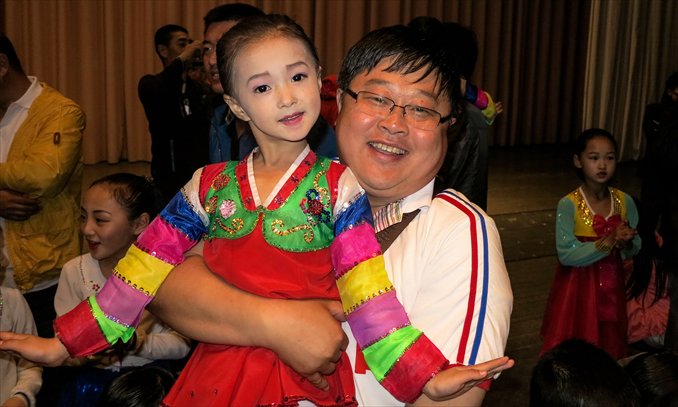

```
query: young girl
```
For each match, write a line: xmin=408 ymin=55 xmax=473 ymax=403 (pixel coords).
xmin=1 ymin=15 xmax=511 ymax=406
xmin=53 ymin=173 xmax=191 ymax=405
xmin=541 ymin=128 xmax=641 ymax=359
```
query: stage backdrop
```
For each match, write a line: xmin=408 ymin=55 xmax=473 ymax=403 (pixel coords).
xmin=2 ymin=0 xmax=676 ymax=164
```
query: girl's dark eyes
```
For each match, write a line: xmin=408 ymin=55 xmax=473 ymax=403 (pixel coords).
xmin=292 ymin=73 xmax=308 ymax=82
xmin=254 ymin=85 xmax=270 ymax=93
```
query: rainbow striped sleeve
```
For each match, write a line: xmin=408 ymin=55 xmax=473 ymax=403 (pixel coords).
xmin=331 ymin=193 xmax=449 ymax=403
xmin=55 ymin=185 xmax=208 ymax=357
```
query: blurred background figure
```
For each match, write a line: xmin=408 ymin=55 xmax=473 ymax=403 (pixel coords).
xmin=138 ymin=24 xmax=211 ymax=204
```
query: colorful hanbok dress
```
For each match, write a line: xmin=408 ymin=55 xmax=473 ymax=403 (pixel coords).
xmin=541 ymin=187 xmax=640 ymax=359
xmin=54 ymin=146 xmax=449 ymax=406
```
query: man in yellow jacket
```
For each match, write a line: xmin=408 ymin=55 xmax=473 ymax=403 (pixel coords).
xmin=0 ymin=32 xmax=84 ymax=337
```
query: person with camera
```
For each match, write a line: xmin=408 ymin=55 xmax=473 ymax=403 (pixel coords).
xmin=138 ymin=24 xmax=211 ymax=204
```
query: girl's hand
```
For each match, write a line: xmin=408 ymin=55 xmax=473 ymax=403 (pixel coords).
xmin=614 ymin=223 xmax=637 ymax=248
xmin=422 ymin=356 xmax=515 ymax=401
xmin=0 ymin=332 xmax=69 ymax=367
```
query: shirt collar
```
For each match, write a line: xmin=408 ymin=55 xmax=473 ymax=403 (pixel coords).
xmin=372 ymin=179 xmax=434 ymax=233
xmin=13 ymin=76 xmax=42 ymax=110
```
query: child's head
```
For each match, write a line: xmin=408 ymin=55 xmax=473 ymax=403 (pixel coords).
xmin=573 ymin=127 xmax=618 ymax=183
xmin=215 ymin=14 xmax=322 ymax=144
xmin=625 ymin=351 xmax=678 ymax=406
xmin=98 ymin=365 xmax=176 ymax=407
xmin=530 ymin=339 xmax=640 ymax=407
xmin=82 ymin=173 xmax=160 ymax=263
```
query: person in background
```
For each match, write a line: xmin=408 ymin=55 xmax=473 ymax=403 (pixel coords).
xmin=0 ymin=286 xmax=42 ymax=407
xmin=541 ymin=128 xmax=640 ymax=359
xmin=138 ymin=24 xmax=211 ymax=204
xmin=408 ymin=17 xmax=503 ymax=209
xmin=0 ymin=32 xmax=84 ymax=338
xmin=52 ymin=173 xmax=190 ymax=406
xmin=637 ymin=71 xmax=678 ymax=352
xmin=530 ymin=338 xmax=641 ymax=407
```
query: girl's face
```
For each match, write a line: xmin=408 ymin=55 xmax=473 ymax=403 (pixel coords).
xmin=224 ymin=35 xmax=321 ymax=146
xmin=574 ymin=135 xmax=617 ymax=185
xmin=80 ymin=184 xmax=146 ymax=266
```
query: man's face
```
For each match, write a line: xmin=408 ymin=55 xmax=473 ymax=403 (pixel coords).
xmin=203 ymin=20 xmax=239 ymax=94
xmin=335 ymin=59 xmax=451 ymax=209
xmin=164 ymin=31 xmax=190 ymax=63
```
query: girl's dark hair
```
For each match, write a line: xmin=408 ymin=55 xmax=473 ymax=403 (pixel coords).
xmin=90 ymin=173 xmax=162 ymax=220
xmin=98 ymin=365 xmax=176 ymax=407
xmin=217 ymin=14 xmax=320 ymax=97
xmin=573 ymin=128 xmax=618 ymax=181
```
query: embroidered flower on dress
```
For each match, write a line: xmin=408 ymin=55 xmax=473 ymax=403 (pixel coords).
xmin=300 ymin=189 xmax=330 ymax=225
xmin=212 ymin=173 xmax=230 ymax=190
xmin=219 ymin=199 xmax=236 ymax=219
xmin=204 ymin=196 xmax=219 ymax=214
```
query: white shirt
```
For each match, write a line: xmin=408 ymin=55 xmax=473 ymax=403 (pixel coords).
xmin=0 ymin=77 xmax=44 ymax=290
xmin=344 ymin=184 xmax=513 ymax=405
xmin=0 ymin=286 xmax=42 ymax=406
xmin=55 ymin=254 xmax=191 ymax=369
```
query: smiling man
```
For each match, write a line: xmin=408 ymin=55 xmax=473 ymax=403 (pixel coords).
xmin=150 ymin=24 xmax=513 ymax=406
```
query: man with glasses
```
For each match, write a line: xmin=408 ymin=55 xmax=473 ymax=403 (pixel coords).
xmin=149 ymin=23 xmax=513 ymax=406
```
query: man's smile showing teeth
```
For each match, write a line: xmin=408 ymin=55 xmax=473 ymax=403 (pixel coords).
xmin=369 ymin=142 xmax=406 ymax=155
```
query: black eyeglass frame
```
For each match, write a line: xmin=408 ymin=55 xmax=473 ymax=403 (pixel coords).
xmin=344 ymin=88 xmax=453 ymax=127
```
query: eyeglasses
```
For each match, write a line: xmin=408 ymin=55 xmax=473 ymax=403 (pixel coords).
xmin=344 ymin=88 xmax=452 ymax=131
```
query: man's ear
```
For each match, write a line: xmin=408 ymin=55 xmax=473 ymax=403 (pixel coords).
xmin=223 ymin=94 xmax=250 ymax=122
xmin=157 ymin=44 xmax=169 ymax=60
xmin=336 ymin=89 xmax=344 ymax=112
xmin=132 ymin=213 xmax=151 ymax=236
xmin=0 ymin=54 xmax=9 ymax=79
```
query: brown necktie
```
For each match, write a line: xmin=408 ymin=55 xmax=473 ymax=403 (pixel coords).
xmin=375 ymin=209 xmax=420 ymax=252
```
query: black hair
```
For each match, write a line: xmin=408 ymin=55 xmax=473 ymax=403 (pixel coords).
xmin=530 ymin=339 xmax=641 ymax=407
xmin=90 ymin=173 xmax=162 ymax=220
xmin=337 ymin=24 xmax=463 ymax=125
xmin=217 ymin=14 xmax=320 ymax=97
xmin=153 ymin=24 xmax=188 ymax=60
xmin=625 ymin=351 xmax=678 ymax=406
xmin=408 ymin=17 xmax=478 ymax=80
xmin=98 ymin=365 xmax=176 ymax=407
xmin=0 ymin=32 xmax=25 ymax=73
xmin=203 ymin=2 xmax=264 ymax=35
xmin=573 ymin=127 xmax=618 ymax=181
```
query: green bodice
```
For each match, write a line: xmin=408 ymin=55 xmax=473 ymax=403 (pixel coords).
xmin=203 ymin=155 xmax=336 ymax=252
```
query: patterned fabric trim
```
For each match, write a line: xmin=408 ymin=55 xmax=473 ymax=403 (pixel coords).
xmin=372 ymin=200 xmax=402 ymax=234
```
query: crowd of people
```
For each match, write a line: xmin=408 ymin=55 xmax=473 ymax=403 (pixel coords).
xmin=0 ymin=2 xmax=676 ymax=406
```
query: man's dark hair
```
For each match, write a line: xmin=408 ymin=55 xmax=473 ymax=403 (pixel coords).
xmin=530 ymin=339 xmax=641 ymax=407
xmin=203 ymin=3 xmax=264 ymax=34
xmin=0 ymin=32 xmax=25 ymax=74
xmin=338 ymin=24 xmax=463 ymax=122
xmin=153 ymin=24 xmax=188 ymax=60
xmin=408 ymin=17 xmax=478 ymax=80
